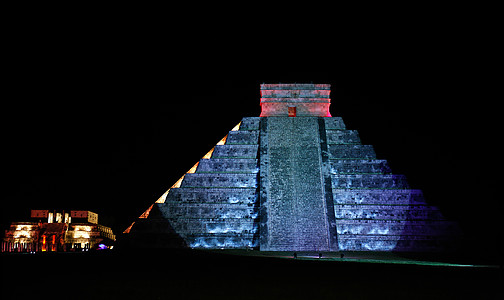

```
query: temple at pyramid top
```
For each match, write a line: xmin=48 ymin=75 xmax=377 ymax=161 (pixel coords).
xmin=260 ymin=83 xmax=332 ymax=117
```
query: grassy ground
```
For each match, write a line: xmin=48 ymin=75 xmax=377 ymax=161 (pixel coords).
xmin=2 ymin=250 xmax=501 ymax=299
xmin=208 ymin=249 xmax=499 ymax=268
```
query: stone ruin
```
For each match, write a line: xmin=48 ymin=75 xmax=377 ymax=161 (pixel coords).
xmin=123 ymin=83 xmax=461 ymax=252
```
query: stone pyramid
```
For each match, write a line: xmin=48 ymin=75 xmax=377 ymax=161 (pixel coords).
xmin=123 ymin=83 xmax=460 ymax=252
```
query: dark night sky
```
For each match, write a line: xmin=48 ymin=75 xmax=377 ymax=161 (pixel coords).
xmin=3 ymin=16 xmax=499 ymax=255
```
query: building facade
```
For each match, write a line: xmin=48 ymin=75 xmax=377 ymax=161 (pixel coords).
xmin=2 ymin=210 xmax=115 ymax=253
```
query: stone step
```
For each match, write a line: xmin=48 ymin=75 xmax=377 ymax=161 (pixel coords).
xmin=330 ymin=159 xmax=391 ymax=174
xmin=338 ymin=236 xmax=460 ymax=251
xmin=328 ymin=144 xmax=376 ymax=159
xmin=238 ymin=117 xmax=261 ymax=131
xmin=334 ymin=204 xmax=444 ymax=220
xmin=187 ymin=236 xmax=257 ymax=249
xmin=225 ymin=130 xmax=259 ymax=145
xmin=336 ymin=219 xmax=460 ymax=236
xmin=332 ymin=189 xmax=425 ymax=205
xmin=159 ymin=217 xmax=257 ymax=235
xmin=261 ymin=117 xmax=333 ymax=251
xmin=165 ymin=188 xmax=258 ymax=204
xmin=196 ymin=159 xmax=258 ymax=173
xmin=211 ymin=145 xmax=258 ymax=159
xmin=326 ymin=130 xmax=361 ymax=144
xmin=159 ymin=203 xmax=256 ymax=219
xmin=331 ymin=174 xmax=410 ymax=189
xmin=205 ymin=221 xmax=258 ymax=234
xmin=323 ymin=117 xmax=346 ymax=129
xmin=181 ymin=173 xmax=258 ymax=188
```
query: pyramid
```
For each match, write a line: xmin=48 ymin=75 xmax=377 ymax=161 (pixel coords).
xmin=123 ymin=83 xmax=460 ymax=252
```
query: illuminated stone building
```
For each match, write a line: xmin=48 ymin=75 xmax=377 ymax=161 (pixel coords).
xmin=2 ymin=210 xmax=115 ymax=252
xmin=123 ymin=83 xmax=460 ymax=252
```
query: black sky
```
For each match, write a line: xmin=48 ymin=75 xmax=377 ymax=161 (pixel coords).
xmin=3 ymin=16 xmax=499 ymax=256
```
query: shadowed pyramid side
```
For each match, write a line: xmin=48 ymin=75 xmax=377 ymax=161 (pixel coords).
xmin=122 ymin=118 xmax=261 ymax=249
xmin=324 ymin=117 xmax=462 ymax=252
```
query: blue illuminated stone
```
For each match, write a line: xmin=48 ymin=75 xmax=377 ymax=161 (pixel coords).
xmin=126 ymin=84 xmax=461 ymax=252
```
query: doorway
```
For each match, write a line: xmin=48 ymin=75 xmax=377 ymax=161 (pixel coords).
xmin=288 ymin=106 xmax=297 ymax=117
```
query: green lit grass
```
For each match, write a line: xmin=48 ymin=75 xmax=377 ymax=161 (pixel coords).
xmin=205 ymin=249 xmax=499 ymax=269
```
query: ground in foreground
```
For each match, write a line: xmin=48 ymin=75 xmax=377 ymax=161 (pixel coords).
xmin=2 ymin=250 xmax=501 ymax=300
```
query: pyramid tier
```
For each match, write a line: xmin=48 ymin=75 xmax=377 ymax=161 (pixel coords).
xmin=332 ymin=189 xmax=426 ymax=205
xmin=334 ymin=204 xmax=443 ymax=220
xmin=181 ymin=173 xmax=258 ymax=188
xmin=328 ymin=144 xmax=376 ymax=159
xmin=211 ymin=145 xmax=258 ymax=159
xmin=126 ymin=113 xmax=461 ymax=252
xmin=326 ymin=130 xmax=361 ymax=144
xmin=165 ymin=188 xmax=258 ymax=204
xmin=196 ymin=158 xmax=258 ymax=173
xmin=338 ymin=234 xmax=460 ymax=251
xmin=323 ymin=117 xmax=346 ymax=129
xmin=226 ymin=131 xmax=259 ymax=145
xmin=331 ymin=174 xmax=410 ymax=189
xmin=336 ymin=219 xmax=460 ymax=236
xmin=238 ymin=117 xmax=261 ymax=130
xmin=330 ymin=159 xmax=392 ymax=174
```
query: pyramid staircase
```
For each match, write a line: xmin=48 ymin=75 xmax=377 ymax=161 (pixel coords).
xmin=124 ymin=84 xmax=460 ymax=252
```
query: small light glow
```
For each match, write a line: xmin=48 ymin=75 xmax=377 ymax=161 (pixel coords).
xmin=75 ymin=225 xmax=92 ymax=231
xmin=155 ymin=190 xmax=169 ymax=204
xmin=41 ymin=235 xmax=47 ymax=251
xmin=139 ymin=204 xmax=154 ymax=219
xmin=13 ymin=225 xmax=36 ymax=238
xmin=171 ymin=175 xmax=185 ymax=188
xmin=187 ymin=162 xmax=199 ymax=174
xmin=202 ymin=147 xmax=215 ymax=159
xmin=123 ymin=222 xmax=135 ymax=234
xmin=216 ymin=135 xmax=228 ymax=145
xmin=231 ymin=122 xmax=241 ymax=131
xmin=73 ymin=225 xmax=92 ymax=239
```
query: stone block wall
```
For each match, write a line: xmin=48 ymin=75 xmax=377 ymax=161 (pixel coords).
xmin=127 ymin=114 xmax=460 ymax=252
xmin=327 ymin=118 xmax=461 ymax=251
xmin=196 ymin=159 xmax=258 ymax=173
xmin=260 ymin=84 xmax=332 ymax=117
xmin=211 ymin=145 xmax=258 ymax=159
xmin=329 ymin=145 xmax=377 ymax=159
xmin=326 ymin=130 xmax=361 ymax=144
xmin=129 ymin=117 xmax=262 ymax=249
xmin=330 ymin=160 xmax=392 ymax=174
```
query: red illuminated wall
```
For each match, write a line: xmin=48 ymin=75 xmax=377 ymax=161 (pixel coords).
xmin=71 ymin=211 xmax=88 ymax=218
xmin=31 ymin=210 xmax=49 ymax=218
xmin=260 ymin=84 xmax=332 ymax=117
